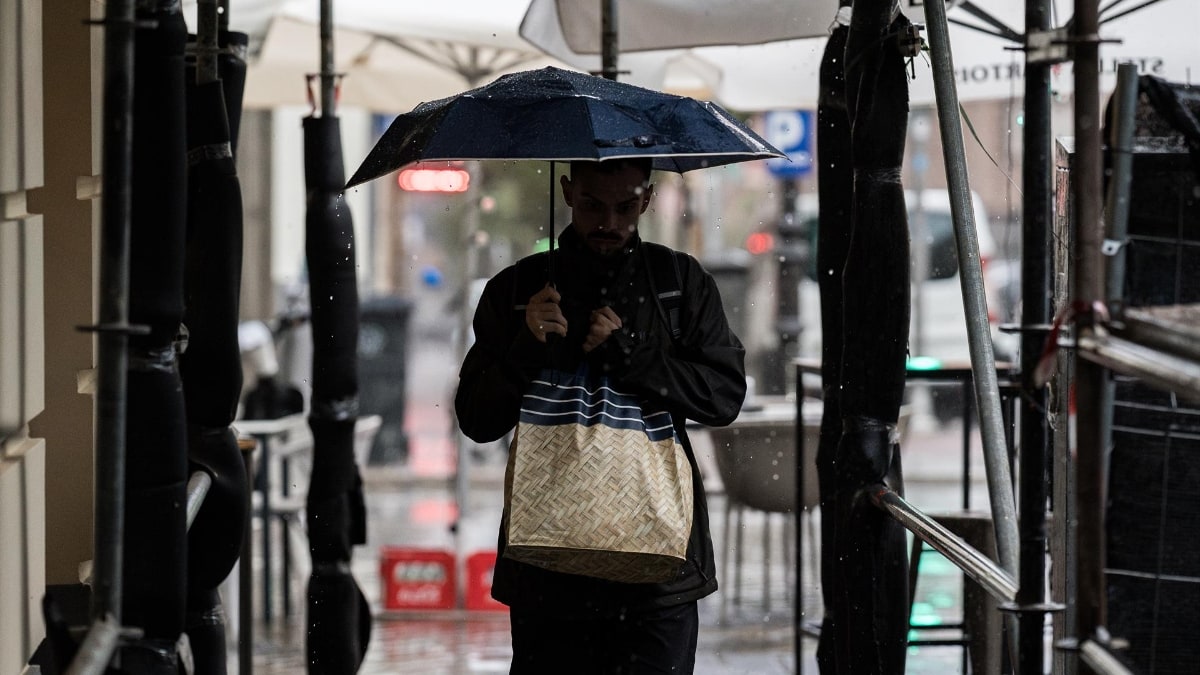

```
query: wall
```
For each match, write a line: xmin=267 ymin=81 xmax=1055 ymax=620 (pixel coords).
xmin=1 ymin=0 xmax=51 ymax=669
xmin=26 ymin=0 xmax=99 ymax=592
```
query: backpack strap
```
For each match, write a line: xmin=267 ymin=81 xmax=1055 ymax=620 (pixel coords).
xmin=641 ymin=243 xmax=684 ymax=342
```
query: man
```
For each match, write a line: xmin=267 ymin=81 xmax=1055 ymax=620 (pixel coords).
xmin=455 ymin=158 xmax=746 ymax=673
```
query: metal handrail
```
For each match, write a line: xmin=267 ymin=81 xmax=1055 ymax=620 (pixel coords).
xmin=1078 ymin=331 xmax=1200 ymax=402
xmin=1080 ymin=639 xmax=1135 ymax=675
xmin=869 ymin=485 xmax=1018 ymax=604
xmin=64 ymin=615 xmax=142 ymax=675
xmin=185 ymin=470 xmax=213 ymax=531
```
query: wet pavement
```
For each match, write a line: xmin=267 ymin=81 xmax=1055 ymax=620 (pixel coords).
xmin=235 ymin=301 xmax=999 ymax=674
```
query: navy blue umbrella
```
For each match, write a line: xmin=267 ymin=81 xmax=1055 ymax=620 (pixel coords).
xmin=345 ymin=66 xmax=782 ymax=189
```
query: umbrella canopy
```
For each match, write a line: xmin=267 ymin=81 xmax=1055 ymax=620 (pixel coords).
xmin=346 ymin=66 xmax=783 ymax=188
xmin=236 ymin=0 xmax=567 ymax=111
xmin=520 ymin=0 xmax=833 ymax=54
xmin=523 ymin=0 xmax=1200 ymax=110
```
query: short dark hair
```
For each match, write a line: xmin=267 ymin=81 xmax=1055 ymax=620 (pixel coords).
xmin=569 ymin=158 xmax=653 ymax=181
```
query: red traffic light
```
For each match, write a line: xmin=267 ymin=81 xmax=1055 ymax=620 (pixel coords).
xmin=397 ymin=164 xmax=471 ymax=192
xmin=745 ymin=231 xmax=774 ymax=255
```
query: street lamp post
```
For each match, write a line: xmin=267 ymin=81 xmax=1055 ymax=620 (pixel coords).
xmin=766 ymin=176 xmax=805 ymax=396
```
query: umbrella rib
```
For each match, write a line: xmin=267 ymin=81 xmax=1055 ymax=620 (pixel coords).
xmin=954 ymin=2 xmax=1024 ymax=43
xmin=946 ymin=17 xmax=1022 ymax=44
xmin=1099 ymin=0 xmax=1169 ymax=24
xmin=373 ymin=34 xmax=545 ymax=86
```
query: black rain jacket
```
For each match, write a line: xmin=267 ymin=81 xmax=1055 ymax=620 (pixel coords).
xmin=455 ymin=225 xmax=746 ymax=617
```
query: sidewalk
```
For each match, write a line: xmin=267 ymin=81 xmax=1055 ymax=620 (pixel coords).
xmin=246 ymin=427 xmax=986 ymax=673
xmin=245 ymin=315 xmax=992 ymax=673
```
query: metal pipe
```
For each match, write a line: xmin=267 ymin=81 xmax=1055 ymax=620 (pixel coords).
xmin=1078 ymin=332 xmax=1200 ymax=401
xmin=1104 ymin=64 xmax=1139 ymax=308
xmin=185 ymin=470 xmax=213 ymax=530
xmin=64 ymin=615 xmax=133 ymax=675
xmin=1083 ymin=67 xmax=1139 ymax=675
xmin=92 ymin=0 xmax=137 ymax=626
xmin=1018 ymin=2 xmax=1055 ymax=672
xmin=1070 ymin=0 xmax=1109 ymax=659
xmin=1121 ymin=308 xmax=1200 ymax=361
xmin=196 ymin=0 xmax=219 ymax=85
xmin=319 ymin=0 xmax=335 ymax=117
xmin=1080 ymin=640 xmax=1136 ymax=675
xmin=239 ymin=440 xmax=255 ymax=675
xmin=601 ymin=0 xmax=618 ymax=80
xmin=923 ymin=0 xmax=1019 ymax=579
xmin=870 ymin=486 xmax=1019 ymax=603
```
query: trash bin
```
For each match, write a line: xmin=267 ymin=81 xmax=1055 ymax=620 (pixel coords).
xmin=358 ymin=296 xmax=412 ymax=465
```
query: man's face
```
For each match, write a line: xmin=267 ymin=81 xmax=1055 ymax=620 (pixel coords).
xmin=561 ymin=163 xmax=653 ymax=256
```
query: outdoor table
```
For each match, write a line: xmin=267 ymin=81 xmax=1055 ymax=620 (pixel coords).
xmin=793 ymin=357 xmax=1017 ymax=509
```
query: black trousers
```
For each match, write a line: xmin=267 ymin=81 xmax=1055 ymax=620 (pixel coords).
xmin=509 ymin=601 xmax=699 ymax=674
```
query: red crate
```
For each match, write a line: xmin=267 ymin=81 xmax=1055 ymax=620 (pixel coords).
xmin=379 ymin=547 xmax=456 ymax=611
xmin=464 ymin=550 xmax=507 ymax=612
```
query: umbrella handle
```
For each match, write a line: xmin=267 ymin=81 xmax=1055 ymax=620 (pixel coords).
xmin=548 ymin=161 xmax=556 ymax=286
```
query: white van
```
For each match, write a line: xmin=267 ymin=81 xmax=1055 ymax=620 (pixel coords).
xmin=795 ymin=189 xmax=1015 ymax=425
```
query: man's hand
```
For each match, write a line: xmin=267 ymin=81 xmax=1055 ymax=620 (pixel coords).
xmin=582 ymin=306 xmax=622 ymax=353
xmin=525 ymin=285 xmax=567 ymax=343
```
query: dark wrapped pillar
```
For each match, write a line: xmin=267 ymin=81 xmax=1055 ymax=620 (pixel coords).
xmin=818 ymin=1 xmax=913 ymax=672
xmin=303 ymin=114 xmax=372 ymax=674
xmin=121 ymin=0 xmax=190 ymax=671
xmin=179 ymin=23 xmax=250 ymax=675
xmin=814 ymin=12 xmax=851 ymax=673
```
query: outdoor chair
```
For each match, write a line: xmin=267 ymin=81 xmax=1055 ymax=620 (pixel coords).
xmin=709 ymin=398 xmax=822 ymax=622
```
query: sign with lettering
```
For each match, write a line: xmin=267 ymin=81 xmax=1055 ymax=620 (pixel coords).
xmin=660 ymin=0 xmax=1195 ymax=109
xmin=380 ymin=547 xmax=456 ymax=611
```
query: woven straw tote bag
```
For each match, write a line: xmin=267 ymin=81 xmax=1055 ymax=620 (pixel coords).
xmin=503 ymin=367 xmax=693 ymax=583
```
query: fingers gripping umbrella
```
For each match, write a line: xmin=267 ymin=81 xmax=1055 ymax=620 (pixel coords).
xmin=346 ymin=66 xmax=782 ymax=189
